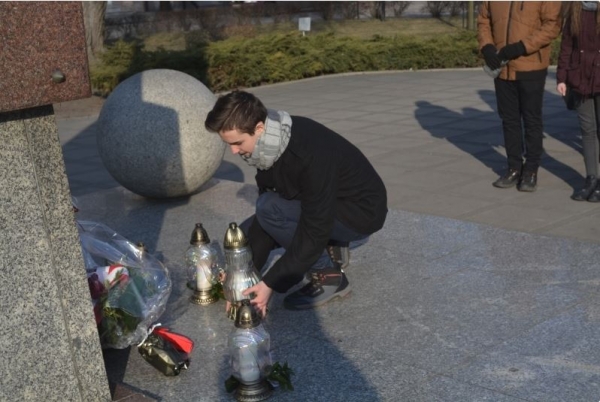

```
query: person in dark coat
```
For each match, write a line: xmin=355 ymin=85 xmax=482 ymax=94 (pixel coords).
xmin=557 ymin=2 xmax=600 ymax=201
xmin=204 ymin=90 xmax=387 ymax=315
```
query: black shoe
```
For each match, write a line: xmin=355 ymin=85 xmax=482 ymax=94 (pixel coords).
xmin=283 ymin=265 xmax=351 ymax=310
xmin=588 ymin=182 xmax=600 ymax=202
xmin=518 ymin=171 xmax=537 ymax=192
xmin=327 ymin=241 xmax=350 ymax=269
xmin=571 ymin=175 xmax=597 ymax=201
xmin=493 ymin=169 xmax=521 ymax=188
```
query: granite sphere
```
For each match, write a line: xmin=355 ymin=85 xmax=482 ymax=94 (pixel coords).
xmin=97 ymin=69 xmax=225 ymax=198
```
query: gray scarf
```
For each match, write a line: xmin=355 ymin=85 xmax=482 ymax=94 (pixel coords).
xmin=242 ymin=109 xmax=292 ymax=170
xmin=582 ymin=1 xmax=598 ymax=11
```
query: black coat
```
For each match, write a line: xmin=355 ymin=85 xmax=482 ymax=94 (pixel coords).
xmin=247 ymin=115 xmax=387 ymax=293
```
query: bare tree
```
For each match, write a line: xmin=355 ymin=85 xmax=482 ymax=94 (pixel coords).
xmin=375 ymin=1 xmax=386 ymax=21
xmin=312 ymin=1 xmax=338 ymax=21
xmin=448 ymin=1 xmax=464 ymax=17
xmin=159 ymin=1 xmax=172 ymax=12
xmin=83 ymin=1 xmax=107 ymax=64
xmin=339 ymin=2 xmax=359 ymax=20
xmin=391 ymin=2 xmax=411 ymax=17
xmin=422 ymin=1 xmax=450 ymax=18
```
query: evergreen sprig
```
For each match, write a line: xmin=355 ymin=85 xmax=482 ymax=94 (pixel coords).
xmin=210 ymin=281 xmax=225 ymax=301
xmin=268 ymin=361 xmax=295 ymax=391
xmin=224 ymin=361 xmax=295 ymax=393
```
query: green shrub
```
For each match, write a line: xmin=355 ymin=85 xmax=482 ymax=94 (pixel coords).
xmin=90 ymin=29 xmax=480 ymax=95
xmin=90 ymin=37 xmax=209 ymax=96
xmin=90 ymin=40 xmax=139 ymax=96
xmin=205 ymin=30 xmax=480 ymax=91
xmin=550 ymin=36 xmax=561 ymax=65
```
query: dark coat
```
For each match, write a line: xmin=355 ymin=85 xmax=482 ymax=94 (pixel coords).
xmin=247 ymin=116 xmax=387 ymax=293
xmin=557 ymin=9 xmax=600 ymax=97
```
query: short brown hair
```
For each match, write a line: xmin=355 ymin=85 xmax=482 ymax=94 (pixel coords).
xmin=204 ymin=90 xmax=267 ymax=135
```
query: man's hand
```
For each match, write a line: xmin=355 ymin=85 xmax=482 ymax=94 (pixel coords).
xmin=481 ymin=44 xmax=501 ymax=70
xmin=243 ymin=281 xmax=273 ymax=317
xmin=499 ymin=41 xmax=526 ymax=61
xmin=557 ymin=83 xmax=567 ymax=97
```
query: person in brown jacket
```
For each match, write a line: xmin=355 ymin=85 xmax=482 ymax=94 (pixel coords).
xmin=478 ymin=1 xmax=562 ymax=191
xmin=557 ymin=2 xmax=600 ymax=202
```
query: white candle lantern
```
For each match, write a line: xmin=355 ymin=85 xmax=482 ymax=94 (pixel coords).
xmin=185 ymin=223 xmax=218 ymax=305
xmin=228 ymin=300 xmax=272 ymax=401
xmin=223 ymin=222 xmax=261 ymax=320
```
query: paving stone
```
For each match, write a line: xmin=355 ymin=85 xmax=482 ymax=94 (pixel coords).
xmin=55 ymin=69 xmax=600 ymax=401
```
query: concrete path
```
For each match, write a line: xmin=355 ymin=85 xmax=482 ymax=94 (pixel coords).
xmin=54 ymin=69 xmax=600 ymax=401
xmin=56 ymin=68 xmax=600 ymax=245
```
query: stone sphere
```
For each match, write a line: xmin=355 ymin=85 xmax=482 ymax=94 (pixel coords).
xmin=97 ymin=69 xmax=225 ymax=198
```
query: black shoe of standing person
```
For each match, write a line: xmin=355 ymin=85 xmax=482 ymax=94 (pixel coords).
xmin=571 ymin=175 xmax=597 ymax=201
xmin=587 ymin=182 xmax=600 ymax=202
xmin=493 ymin=169 xmax=521 ymax=188
xmin=283 ymin=264 xmax=351 ymax=310
xmin=518 ymin=171 xmax=537 ymax=192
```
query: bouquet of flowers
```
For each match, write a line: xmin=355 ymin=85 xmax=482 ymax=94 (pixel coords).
xmin=78 ymin=220 xmax=172 ymax=349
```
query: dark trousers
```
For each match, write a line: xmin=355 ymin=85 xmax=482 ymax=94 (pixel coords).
xmin=576 ymin=96 xmax=600 ymax=177
xmin=494 ymin=78 xmax=546 ymax=173
xmin=241 ymin=192 xmax=368 ymax=270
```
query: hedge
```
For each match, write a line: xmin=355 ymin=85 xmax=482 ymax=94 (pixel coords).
xmin=90 ymin=30 xmax=561 ymax=95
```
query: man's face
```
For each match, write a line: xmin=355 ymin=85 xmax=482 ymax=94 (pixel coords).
xmin=218 ymin=122 xmax=264 ymax=157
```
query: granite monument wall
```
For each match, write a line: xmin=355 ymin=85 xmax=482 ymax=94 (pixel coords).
xmin=0 ymin=2 xmax=111 ymax=401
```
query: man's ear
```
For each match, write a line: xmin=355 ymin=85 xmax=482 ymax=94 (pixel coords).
xmin=254 ymin=121 xmax=265 ymax=136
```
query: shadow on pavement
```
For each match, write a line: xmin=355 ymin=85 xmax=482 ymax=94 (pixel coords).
xmin=213 ymin=160 xmax=246 ymax=183
xmin=414 ymin=88 xmax=582 ymax=191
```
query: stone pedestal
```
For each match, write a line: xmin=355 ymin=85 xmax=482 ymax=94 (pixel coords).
xmin=0 ymin=2 xmax=111 ymax=401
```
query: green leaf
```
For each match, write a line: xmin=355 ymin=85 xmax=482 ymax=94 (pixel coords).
xmin=210 ymin=282 xmax=225 ymax=301
xmin=111 ymin=275 xmax=147 ymax=317
xmin=224 ymin=361 xmax=295 ymax=393
xmin=268 ymin=361 xmax=295 ymax=391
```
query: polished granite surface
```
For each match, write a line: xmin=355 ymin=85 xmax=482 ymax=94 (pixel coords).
xmin=1 ymin=107 xmax=110 ymax=402
xmin=72 ymin=181 xmax=600 ymax=402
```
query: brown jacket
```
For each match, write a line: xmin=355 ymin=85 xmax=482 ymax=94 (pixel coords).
xmin=477 ymin=1 xmax=562 ymax=80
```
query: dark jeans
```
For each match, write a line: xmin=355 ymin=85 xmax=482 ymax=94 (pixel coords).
xmin=241 ymin=192 xmax=369 ymax=270
xmin=576 ymin=95 xmax=600 ymax=177
xmin=494 ymin=78 xmax=546 ymax=173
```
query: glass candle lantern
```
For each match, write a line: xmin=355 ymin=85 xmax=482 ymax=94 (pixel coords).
xmin=228 ymin=300 xmax=272 ymax=401
xmin=186 ymin=223 xmax=218 ymax=305
xmin=223 ymin=222 xmax=261 ymax=320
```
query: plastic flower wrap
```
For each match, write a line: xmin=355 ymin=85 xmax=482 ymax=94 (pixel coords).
xmin=77 ymin=220 xmax=172 ymax=349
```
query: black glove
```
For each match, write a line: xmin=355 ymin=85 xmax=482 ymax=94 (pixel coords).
xmin=481 ymin=44 xmax=501 ymax=70
xmin=498 ymin=41 xmax=526 ymax=61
